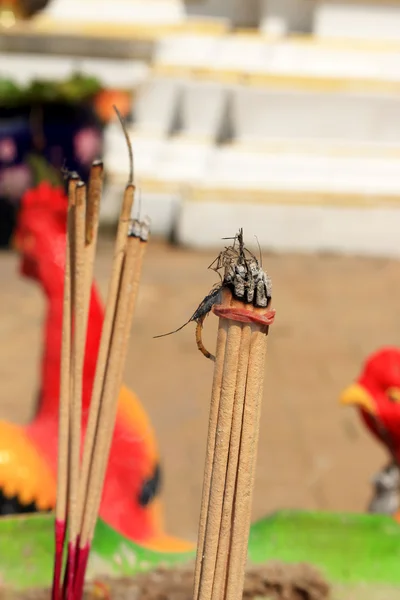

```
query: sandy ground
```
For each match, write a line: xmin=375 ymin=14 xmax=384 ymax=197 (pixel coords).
xmin=1 ymin=237 xmax=400 ymax=542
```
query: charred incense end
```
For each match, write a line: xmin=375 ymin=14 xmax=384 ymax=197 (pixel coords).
xmin=129 ymin=219 xmax=142 ymax=239
xmin=62 ymin=166 xmax=80 ymax=183
xmin=128 ymin=216 xmax=151 ymax=242
xmin=218 ymin=228 xmax=272 ymax=309
xmin=154 ymin=229 xmax=273 ymax=357
xmin=140 ymin=216 xmax=151 ymax=243
xmin=91 ymin=159 xmax=104 ymax=171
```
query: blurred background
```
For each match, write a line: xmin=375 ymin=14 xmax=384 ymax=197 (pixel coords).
xmin=1 ymin=0 xmax=400 ymax=541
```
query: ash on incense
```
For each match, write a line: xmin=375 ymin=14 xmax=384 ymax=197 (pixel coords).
xmin=11 ymin=562 xmax=330 ymax=600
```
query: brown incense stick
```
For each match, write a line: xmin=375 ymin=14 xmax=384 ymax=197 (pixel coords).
xmin=85 ymin=160 xmax=104 ymax=248
xmin=77 ymin=182 xmax=134 ymax=532
xmin=52 ymin=175 xmax=79 ymax=600
xmin=86 ymin=224 xmax=150 ymax=544
xmin=220 ymin=324 xmax=271 ymax=600
xmin=88 ymin=230 xmax=149 ymax=545
xmin=77 ymin=108 xmax=133 ymax=533
xmin=196 ymin=319 xmax=243 ymax=600
xmin=56 ymin=175 xmax=78 ymax=528
xmin=223 ymin=322 xmax=268 ymax=600
xmin=82 ymin=160 xmax=104 ymax=343
xmin=68 ymin=181 xmax=87 ymax=549
xmin=79 ymin=223 xmax=149 ymax=551
xmin=212 ymin=321 xmax=252 ymax=600
xmin=192 ymin=231 xmax=274 ymax=600
xmin=193 ymin=319 xmax=228 ymax=600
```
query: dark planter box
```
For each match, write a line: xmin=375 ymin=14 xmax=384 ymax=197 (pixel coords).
xmin=0 ymin=100 xmax=103 ymax=248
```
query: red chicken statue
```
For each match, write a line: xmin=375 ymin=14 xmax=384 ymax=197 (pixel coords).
xmin=2 ymin=179 xmax=191 ymax=551
xmin=340 ymin=347 xmax=400 ymax=518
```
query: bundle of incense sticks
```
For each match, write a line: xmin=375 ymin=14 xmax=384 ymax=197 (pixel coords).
xmin=52 ymin=117 xmax=151 ymax=600
xmin=192 ymin=232 xmax=275 ymax=600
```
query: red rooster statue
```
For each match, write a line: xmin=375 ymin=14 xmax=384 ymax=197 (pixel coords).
xmin=340 ymin=347 xmax=400 ymax=517
xmin=3 ymin=179 xmax=191 ymax=551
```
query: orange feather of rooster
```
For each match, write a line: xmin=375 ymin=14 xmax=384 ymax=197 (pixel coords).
xmin=4 ymin=179 xmax=192 ymax=552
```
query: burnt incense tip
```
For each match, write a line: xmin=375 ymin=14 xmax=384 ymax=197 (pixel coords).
xmin=77 ymin=181 xmax=86 ymax=188
xmin=128 ymin=216 xmax=151 ymax=241
xmin=215 ymin=229 xmax=272 ymax=309
xmin=68 ymin=171 xmax=80 ymax=182
xmin=92 ymin=159 xmax=104 ymax=169
xmin=129 ymin=219 xmax=142 ymax=239
xmin=140 ymin=216 xmax=151 ymax=242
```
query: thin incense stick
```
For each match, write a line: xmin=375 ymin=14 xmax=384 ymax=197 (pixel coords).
xmin=193 ymin=319 xmax=228 ymax=600
xmin=75 ymin=161 xmax=103 ymax=535
xmin=82 ymin=160 xmax=104 ymax=346
xmin=51 ymin=175 xmax=78 ymax=600
xmin=196 ymin=320 xmax=243 ymax=600
xmin=86 ymin=224 xmax=149 ymax=546
xmin=77 ymin=182 xmax=134 ymax=533
xmin=74 ymin=224 xmax=149 ymax=598
xmin=77 ymin=109 xmax=133 ymax=533
xmin=223 ymin=322 xmax=268 ymax=600
xmin=212 ymin=321 xmax=252 ymax=600
xmin=85 ymin=160 xmax=104 ymax=248
xmin=66 ymin=181 xmax=87 ymax=598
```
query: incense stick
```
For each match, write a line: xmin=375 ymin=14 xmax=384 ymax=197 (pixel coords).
xmin=51 ymin=175 xmax=78 ymax=600
xmin=85 ymin=160 xmax=103 ymax=248
xmin=192 ymin=231 xmax=274 ymax=600
xmin=193 ymin=319 xmax=228 ymax=600
xmin=196 ymin=319 xmax=242 ymax=600
xmin=77 ymin=182 xmax=134 ymax=533
xmin=82 ymin=160 xmax=104 ymax=345
xmin=66 ymin=181 xmax=87 ymax=598
xmin=223 ymin=321 xmax=268 ymax=600
xmin=86 ymin=224 xmax=149 ymax=546
xmin=212 ymin=320 xmax=252 ymax=600
xmin=74 ymin=223 xmax=149 ymax=599
xmin=77 ymin=108 xmax=133 ymax=536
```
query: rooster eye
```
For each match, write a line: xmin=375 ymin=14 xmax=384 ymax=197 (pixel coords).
xmin=138 ymin=463 xmax=161 ymax=506
xmin=387 ymin=387 xmax=400 ymax=403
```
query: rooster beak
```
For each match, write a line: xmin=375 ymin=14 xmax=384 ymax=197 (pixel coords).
xmin=339 ymin=383 xmax=377 ymax=414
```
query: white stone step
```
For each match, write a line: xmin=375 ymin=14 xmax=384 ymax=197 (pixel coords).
xmin=105 ymin=139 xmax=400 ymax=256
xmin=154 ymin=34 xmax=223 ymax=69
xmin=232 ymin=86 xmax=400 ymax=145
xmin=0 ymin=54 xmax=148 ymax=89
xmin=202 ymin=146 xmax=400 ymax=193
xmin=177 ymin=193 xmax=400 ymax=257
xmin=314 ymin=1 xmax=400 ymax=42
xmin=43 ymin=0 xmax=185 ymax=24
xmin=175 ymin=144 xmax=400 ymax=256
xmin=154 ymin=33 xmax=400 ymax=82
xmin=134 ymin=76 xmax=182 ymax=135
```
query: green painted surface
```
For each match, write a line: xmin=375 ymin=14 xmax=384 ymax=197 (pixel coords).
xmin=0 ymin=515 xmax=194 ymax=588
xmin=1 ymin=510 xmax=400 ymax=593
xmin=248 ymin=510 xmax=400 ymax=584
